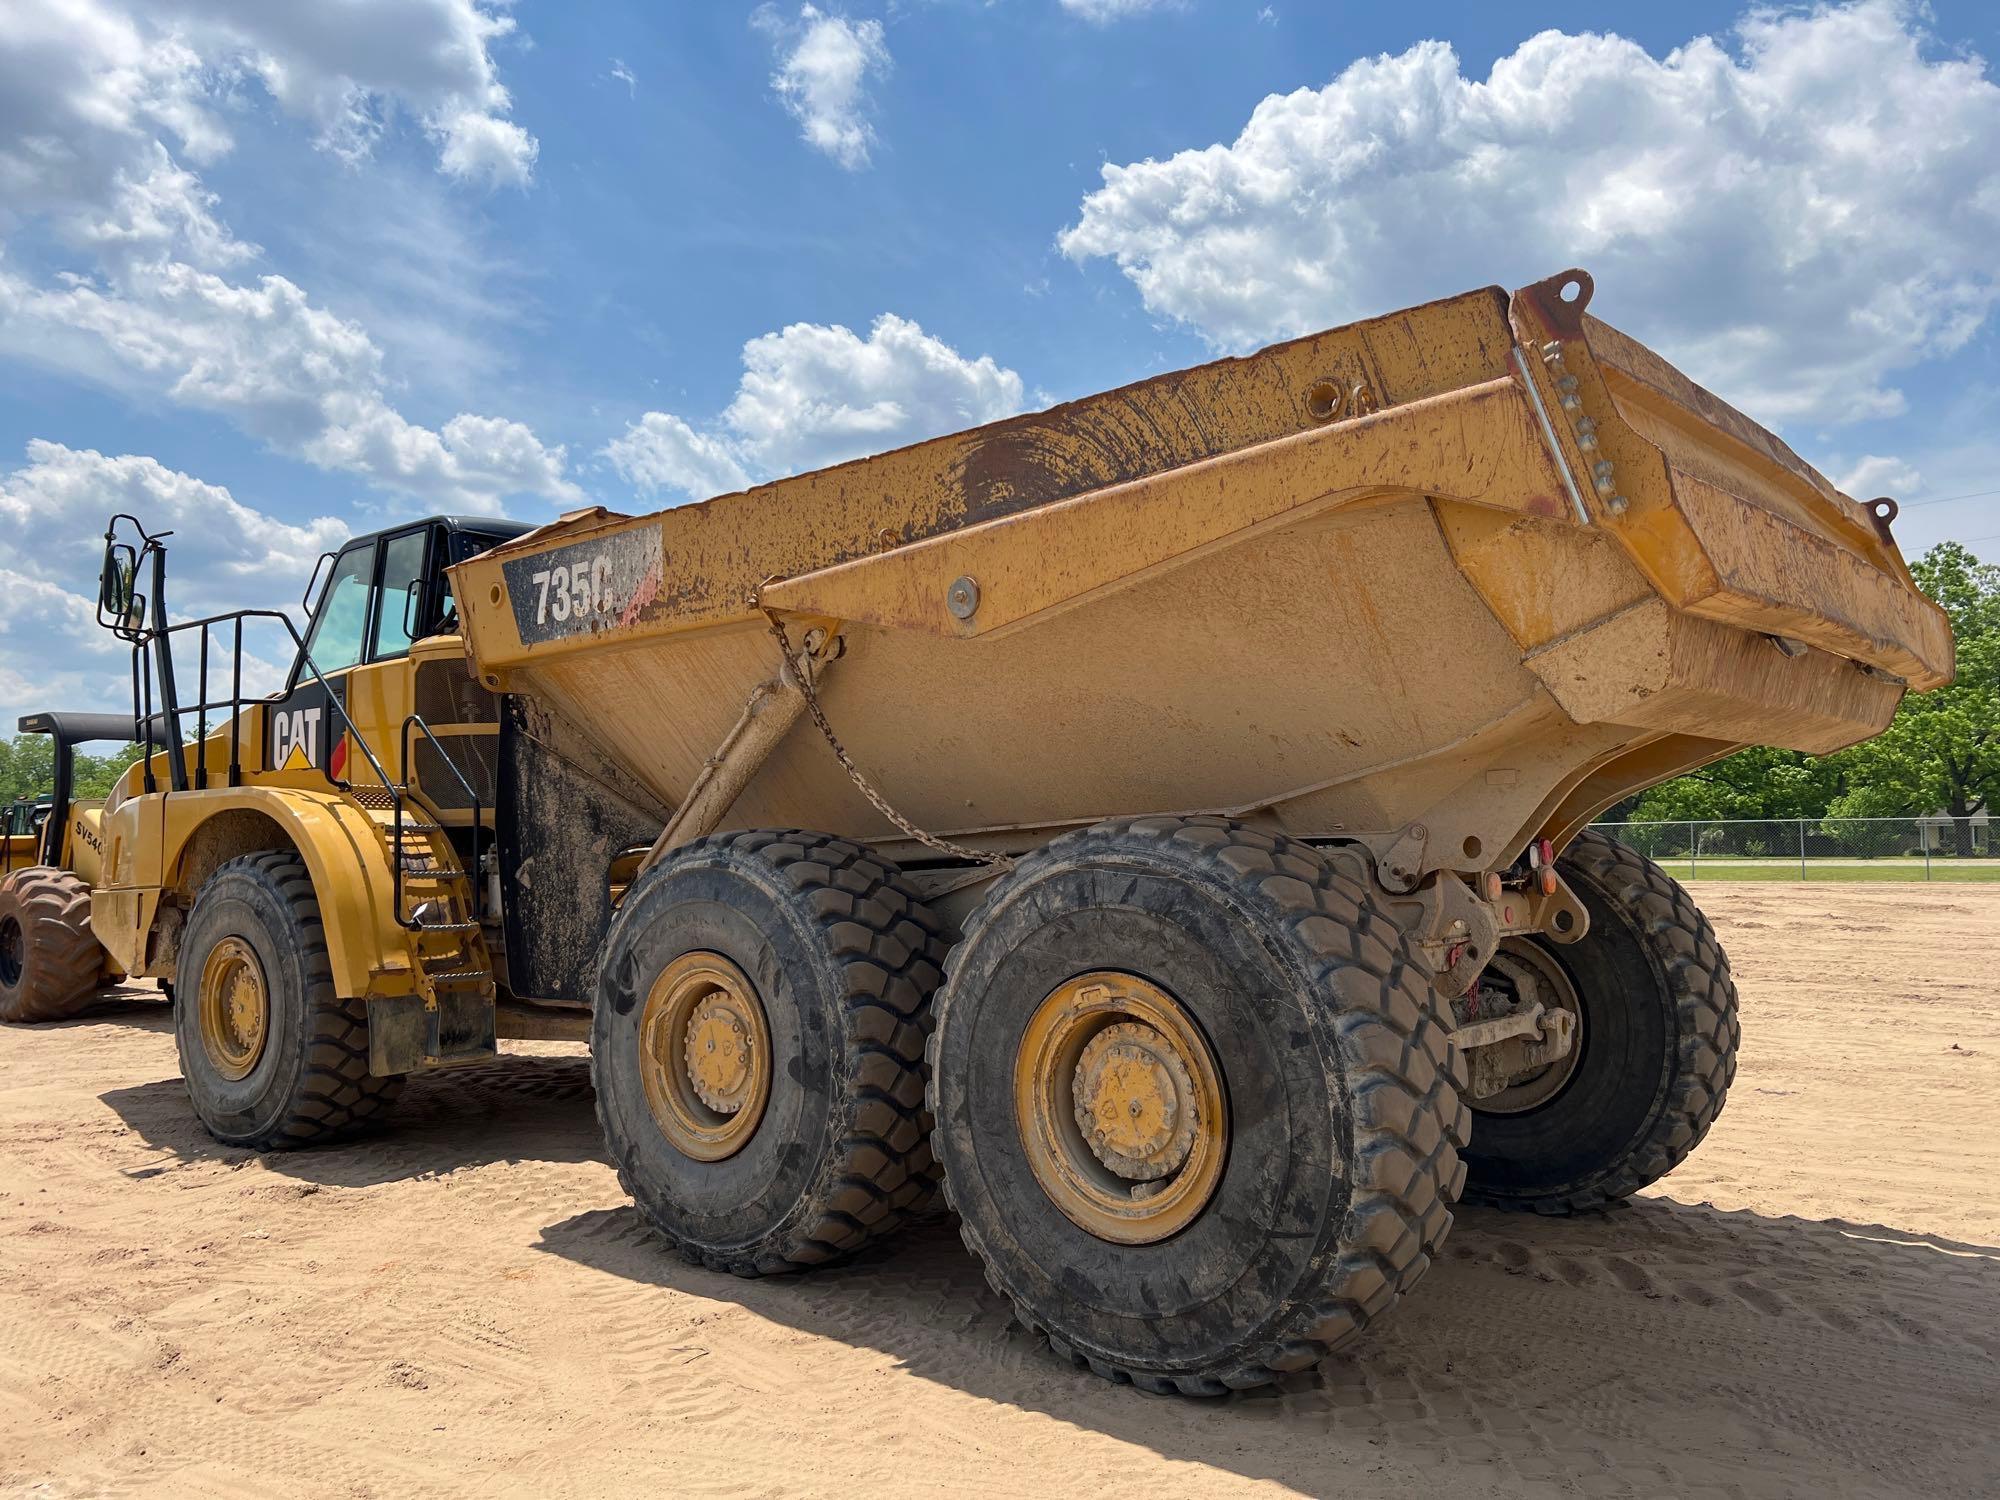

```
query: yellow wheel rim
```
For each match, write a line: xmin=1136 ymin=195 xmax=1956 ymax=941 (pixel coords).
xmin=1015 ymin=972 xmax=1228 ymax=1245
xmin=638 ymin=951 xmax=772 ymax=1162
xmin=198 ymin=936 xmax=269 ymax=1081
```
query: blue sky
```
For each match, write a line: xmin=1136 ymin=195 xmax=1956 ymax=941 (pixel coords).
xmin=1 ymin=0 xmax=1997 ymax=725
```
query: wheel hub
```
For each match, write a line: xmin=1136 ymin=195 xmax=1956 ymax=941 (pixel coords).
xmin=0 ymin=914 xmax=22 ymax=989
xmin=1015 ymin=973 xmax=1228 ymax=1245
xmin=197 ymin=936 xmax=269 ymax=1081
xmin=639 ymin=952 xmax=772 ymax=1162
xmin=1468 ymin=939 xmax=1585 ymax=1115
xmin=684 ymin=997 xmax=758 ymax=1114
xmin=1072 ymin=1022 xmax=1196 ymax=1181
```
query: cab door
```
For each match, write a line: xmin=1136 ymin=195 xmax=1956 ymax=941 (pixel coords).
xmin=334 ymin=525 xmax=437 ymax=778
xmin=266 ymin=538 xmax=378 ymax=777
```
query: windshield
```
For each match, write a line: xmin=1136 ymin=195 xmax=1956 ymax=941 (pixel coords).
xmin=303 ymin=544 xmax=373 ymax=675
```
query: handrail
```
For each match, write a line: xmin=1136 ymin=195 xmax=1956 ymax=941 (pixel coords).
xmin=131 ymin=607 xmax=396 ymax=802
xmin=126 ymin=603 xmax=493 ymax=935
xmin=396 ymin=714 xmax=485 ymax=928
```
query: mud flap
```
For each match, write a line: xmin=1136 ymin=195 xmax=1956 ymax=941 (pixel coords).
xmin=368 ymin=991 xmax=497 ymax=1075
xmin=498 ymin=694 xmax=666 ymax=1003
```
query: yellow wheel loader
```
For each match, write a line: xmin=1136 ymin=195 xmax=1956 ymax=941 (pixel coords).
xmin=0 ymin=712 xmax=134 ymax=1021
xmin=25 ymin=269 xmax=1952 ymax=1393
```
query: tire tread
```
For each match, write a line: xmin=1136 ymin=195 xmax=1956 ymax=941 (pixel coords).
xmin=929 ymin=814 xmax=1466 ymax=1392
xmin=185 ymin=852 xmax=402 ymax=1147
xmin=0 ymin=867 xmax=105 ymax=1022
xmin=1462 ymin=829 xmax=1738 ymax=1214
xmin=597 ymin=830 xmax=948 ymax=1277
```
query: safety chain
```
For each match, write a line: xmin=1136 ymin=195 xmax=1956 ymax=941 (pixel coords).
xmin=767 ymin=614 xmax=1016 ymax=871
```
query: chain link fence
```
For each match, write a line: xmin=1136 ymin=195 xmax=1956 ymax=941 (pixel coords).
xmin=1589 ymin=817 xmax=1997 ymax=881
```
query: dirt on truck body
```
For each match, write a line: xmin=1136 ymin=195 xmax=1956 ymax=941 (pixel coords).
xmin=5 ymin=269 xmax=1952 ymax=1396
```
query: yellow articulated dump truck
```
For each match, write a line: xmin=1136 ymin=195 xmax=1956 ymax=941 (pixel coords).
xmin=1 ymin=270 xmax=1951 ymax=1393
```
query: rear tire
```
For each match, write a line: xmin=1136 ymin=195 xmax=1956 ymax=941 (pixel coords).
xmin=930 ymin=816 xmax=1469 ymax=1395
xmin=593 ymin=830 xmax=949 ymax=1276
xmin=175 ymin=852 xmax=403 ymax=1148
xmin=0 ymin=868 xmax=104 ymax=1022
xmin=1461 ymin=830 xmax=1737 ymax=1212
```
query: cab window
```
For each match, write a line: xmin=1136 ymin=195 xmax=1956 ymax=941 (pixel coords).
xmin=303 ymin=543 xmax=374 ymax=675
xmin=371 ymin=528 xmax=430 ymax=661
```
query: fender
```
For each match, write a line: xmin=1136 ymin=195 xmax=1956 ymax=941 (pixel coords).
xmin=100 ymin=786 xmax=421 ymax=1001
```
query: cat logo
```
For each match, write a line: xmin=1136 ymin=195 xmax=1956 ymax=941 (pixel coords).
xmin=271 ymin=706 xmax=324 ymax=772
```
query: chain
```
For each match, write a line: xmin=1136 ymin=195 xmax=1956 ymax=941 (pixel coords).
xmin=768 ymin=614 xmax=1015 ymax=871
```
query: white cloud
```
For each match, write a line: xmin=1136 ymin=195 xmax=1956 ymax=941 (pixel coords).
xmin=0 ymin=0 xmax=537 ymax=249
xmin=436 ymin=109 xmax=537 ymax=189
xmin=0 ymin=0 xmax=573 ymax=513
xmin=753 ymin=5 xmax=891 ymax=170
xmin=0 ymin=441 xmax=351 ymax=726
xmin=611 ymin=59 xmax=637 ymax=97
xmin=1834 ymin=455 xmax=1922 ymax=499
xmin=1060 ymin=0 xmax=1176 ymax=21
xmin=1058 ymin=0 xmax=2000 ymax=427
xmin=0 ymin=259 xmax=577 ymax=514
xmin=604 ymin=314 xmax=1026 ymax=500
xmin=604 ymin=413 xmax=753 ymax=500
xmin=0 ymin=1 xmax=243 ymax=268
xmin=727 ymin=315 xmax=1025 ymax=474
xmin=171 ymin=0 xmax=535 ymax=184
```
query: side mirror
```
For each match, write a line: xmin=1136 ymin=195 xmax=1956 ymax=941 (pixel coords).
xmin=98 ymin=543 xmax=140 ymax=632
xmin=400 ymin=579 xmax=425 ymax=643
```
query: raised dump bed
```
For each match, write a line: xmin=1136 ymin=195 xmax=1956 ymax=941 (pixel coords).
xmin=433 ymin=268 xmax=1950 ymax=1393
xmin=455 ymin=269 xmax=1947 ymax=882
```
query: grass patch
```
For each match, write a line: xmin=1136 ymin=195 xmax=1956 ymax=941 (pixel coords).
xmin=1665 ymin=861 xmax=2000 ymax=883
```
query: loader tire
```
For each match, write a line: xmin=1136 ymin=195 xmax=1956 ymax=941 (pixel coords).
xmin=594 ymin=830 xmax=949 ymax=1276
xmin=930 ymin=816 xmax=1469 ymax=1395
xmin=175 ymin=852 xmax=403 ymax=1149
xmin=0 ymin=867 xmax=104 ymax=1022
xmin=1461 ymin=830 xmax=1737 ymax=1213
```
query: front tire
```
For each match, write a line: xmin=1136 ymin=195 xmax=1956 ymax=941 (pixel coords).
xmin=0 ymin=868 xmax=105 ymax=1023
xmin=931 ymin=816 xmax=1468 ymax=1395
xmin=175 ymin=852 xmax=403 ymax=1148
xmin=1461 ymin=830 xmax=1738 ymax=1212
xmin=593 ymin=830 xmax=949 ymax=1276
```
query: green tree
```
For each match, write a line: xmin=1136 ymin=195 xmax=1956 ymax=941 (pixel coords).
xmin=0 ymin=733 xmax=55 ymax=806
xmin=0 ymin=733 xmax=142 ymax=808
xmin=1623 ymin=745 xmax=1844 ymax=823
xmin=1826 ymin=542 xmax=1999 ymax=854
xmin=1605 ymin=541 xmax=1996 ymax=850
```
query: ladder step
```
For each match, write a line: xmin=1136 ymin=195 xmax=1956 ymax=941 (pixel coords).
xmin=426 ymin=969 xmax=492 ymax=987
xmin=412 ymin=919 xmax=480 ymax=934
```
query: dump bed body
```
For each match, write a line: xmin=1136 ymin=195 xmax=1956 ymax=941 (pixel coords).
xmin=451 ymin=270 xmax=1951 ymax=884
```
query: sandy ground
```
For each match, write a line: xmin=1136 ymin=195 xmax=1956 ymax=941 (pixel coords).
xmin=1 ymin=884 xmax=1996 ymax=1499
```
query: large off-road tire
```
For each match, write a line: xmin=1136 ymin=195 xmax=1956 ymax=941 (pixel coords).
xmin=1462 ymin=829 xmax=1738 ymax=1213
xmin=930 ymin=816 xmax=1469 ymax=1395
xmin=593 ymin=829 xmax=949 ymax=1276
xmin=0 ymin=867 xmax=104 ymax=1023
xmin=175 ymin=852 xmax=403 ymax=1148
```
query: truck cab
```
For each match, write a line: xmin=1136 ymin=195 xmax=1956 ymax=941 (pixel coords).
xmin=60 ymin=512 xmax=534 ymax=1080
xmin=260 ymin=516 xmax=534 ymax=778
